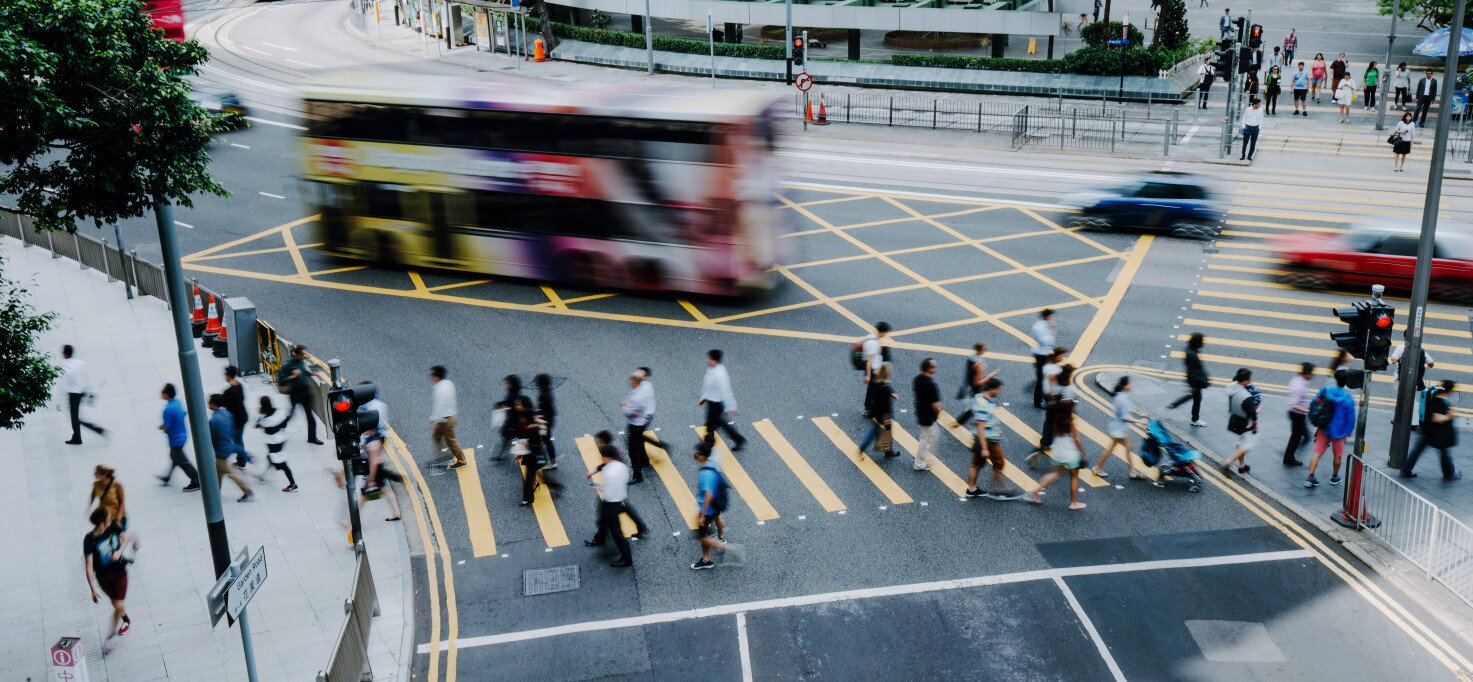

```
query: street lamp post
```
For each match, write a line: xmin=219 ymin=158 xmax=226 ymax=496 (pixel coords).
xmin=1375 ymin=0 xmax=1401 ymax=131
xmin=644 ymin=0 xmax=654 ymax=75
xmin=785 ymin=0 xmax=793 ymax=84
xmin=1388 ymin=0 xmax=1467 ymax=469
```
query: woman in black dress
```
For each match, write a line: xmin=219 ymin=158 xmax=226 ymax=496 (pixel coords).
xmin=534 ymin=373 xmax=558 ymax=469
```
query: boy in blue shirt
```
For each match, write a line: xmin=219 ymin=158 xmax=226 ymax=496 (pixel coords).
xmin=156 ymin=384 xmax=200 ymax=491
xmin=1291 ymin=63 xmax=1311 ymax=116
xmin=1306 ymin=370 xmax=1358 ymax=487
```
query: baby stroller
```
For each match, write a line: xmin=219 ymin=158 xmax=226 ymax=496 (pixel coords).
xmin=1138 ymin=419 xmax=1204 ymax=492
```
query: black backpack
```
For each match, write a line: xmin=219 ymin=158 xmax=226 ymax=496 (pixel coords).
xmin=1308 ymin=392 xmax=1334 ymax=428
xmin=700 ymin=465 xmax=729 ymax=512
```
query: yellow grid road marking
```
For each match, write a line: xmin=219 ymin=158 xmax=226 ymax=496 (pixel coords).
xmin=1208 ymin=263 xmax=1289 ymax=277
xmin=1175 ymin=333 xmax=1473 ymax=370
xmin=1182 ymin=317 xmax=1471 ymax=355
xmin=753 ymin=420 xmax=845 ymax=512
xmin=678 ymin=299 xmax=709 ymax=322
xmin=541 ymin=286 xmax=568 ymax=310
xmin=426 ymin=279 xmax=493 ymax=292
xmin=1196 ymin=288 xmax=1469 ymax=321
xmin=408 ymin=271 xmax=429 ymax=292
xmin=1190 ymin=303 xmax=1472 ymax=339
xmin=644 ymin=435 xmax=701 ymax=529
xmin=811 ymin=416 xmax=913 ymax=505
xmin=520 ymin=463 xmax=570 ymax=547
xmin=1070 ymin=236 xmax=1152 ymax=366
xmin=186 ymin=241 xmax=325 ymax=262
xmin=696 ymin=428 xmax=780 ymax=521
xmin=575 ymin=436 xmax=638 ymax=537
xmin=181 ymin=214 xmax=319 ymax=261
xmin=1069 ymin=412 xmax=1160 ymax=480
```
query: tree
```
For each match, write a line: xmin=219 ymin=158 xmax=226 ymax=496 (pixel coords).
xmin=0 ymin=0 xmax=227 ymax=233
xmin=1152 ymin=0 xmax=1191 ymax=50
xmin=529 ymin=0 xmax=558 ymax=52
xmin=0 ymin=253 xmax=60 ymax=430
xmin=1378 ymin=0 xmax=1473 ymax=31
xmin=1081 ymin=21 xmax=1146 ymax=48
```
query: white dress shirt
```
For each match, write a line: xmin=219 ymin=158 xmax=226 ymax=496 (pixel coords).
xmin=862 ymin=335 xmax=883 ymax=371
xmin=597 ymin=459 xmax=631 ymax=503
xmin=430 ymin=379 xmax=457 ymax=422
xmin=1241 ymin=106 xmax=1265 ymax=127
xmin=1287 ymin=375 xmax=1311 ymax=413
xmin=623 ymin=380 xmax=655 ymax=426
xmin=701 ymin=364 xmax=738 ymax=410
xmin=1030 ymin=318 xmax=1056 ymax=356
xmin=57 ymin=358 xmax=90 ymax=395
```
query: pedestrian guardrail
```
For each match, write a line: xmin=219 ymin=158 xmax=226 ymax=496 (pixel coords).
xmin=1346 ymin=452 xmax=1473 ymax=609
xmin=318 ymin=542 xmax=380 ymax=682
xmin=0 ymin=208 xmax=168 ymax=303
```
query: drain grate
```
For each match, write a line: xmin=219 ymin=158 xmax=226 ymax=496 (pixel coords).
xmin=523 ymin=565 xmax=580 ymax=597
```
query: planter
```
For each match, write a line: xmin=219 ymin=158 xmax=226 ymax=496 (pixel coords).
xmin=759 ymin=25 xmax=849 ymax=43
xmin=882 ymin=31 xmax=987 ymax=50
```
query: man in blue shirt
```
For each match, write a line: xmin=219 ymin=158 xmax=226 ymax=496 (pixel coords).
xmin=1291 ymin=62 xmax=1311 ymax=116
xmin=156 ymin=384 xmax=200 ymax=491
xmin=690 ymin=443 xmax=738 ymax=570
xmin=208 ymin=394 xmax=255 ymax=502
xmin=1306 ymin=370 xmax=1358 ymax=488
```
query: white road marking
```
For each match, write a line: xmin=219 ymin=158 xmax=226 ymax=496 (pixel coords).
xmin=243 ymin=116 xmax=306 ymax=131
xmin=258 ymin=192 xmax=286 ymax=199
xmin=198 ymin=65 xmax=296 ymax=94
xmin=786 ymin=181 xmax=1068 ymax=211
xmin=261 ymin=41 xmax=298 ymax=52
xmin=1054 ymin=576 xmax=1127 ymax=682
xmin=736 ymin=613 xmax=753 ymax=682
xmin=284 ymin=58 xmax=323 ymax=69
xmin=1179 ymin=125 xmax=1202 ymax=144
xmin=174 ymin=221 xmax=194 ymax=229
xmin=229 ymin=143 xmax=251 ymax=149
xmin=240 ymin=44 xmax=272 ymax=57
xmin=417 ymin=548 xmax=1313 ymax=653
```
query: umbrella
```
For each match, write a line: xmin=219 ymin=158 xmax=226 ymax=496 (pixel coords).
xmin=1412 ymin=27 xmax=1473 ymax=58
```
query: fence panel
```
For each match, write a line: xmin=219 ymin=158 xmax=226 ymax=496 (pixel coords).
xmin=105 ymin=243 xmax=128 ymax=285
xmin=77 ymin=235 xmax=108 ymax=273
xmin=1430 ymin=512 xmax=1473 ymax=606
xmin=134 ymin=259 xmax=171 ymax=303
xmin=1356 ymin=456 xmax=1439 ymax=573
xmin=318 ymin=546 xmax=378 ymax=682
xmin=0 ymin=209 xmax=20 ymax=240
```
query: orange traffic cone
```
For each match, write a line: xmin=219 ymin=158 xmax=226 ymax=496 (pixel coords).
xmin=201 ymin=295 xmax=222 ymax=348
xmin=190 ymin=284 xmax=206 ymax=337
xmin=212 ymin=319 xmax=231 ymax=358
xmin=815 ymin=94 xmax=830 ymax=125
xmin=805 ymin=97 xmax=814 ymax=122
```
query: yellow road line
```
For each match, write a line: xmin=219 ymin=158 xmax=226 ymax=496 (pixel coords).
xmin=1211 ymin=252 xmax=1287 ymax=264
xmin=985 ymin=409 xmax=1108 ymax=487
xmin=278 ymin=218 xmax=312 ymax=277
xmin=548 ymin=292 xmax=618 ymax=307
xmin=889 ymin=422 xmax=969 ymax=495
xmin=1208 ymin=263 xmax=1289 ymax=277
xmin=186 ymin=241 xmax=325 ymax=262
xmin=1175 ymin=350 xmax=1396 ymax=383
xmin=575 ymin=436 xmax=638 ymax=536
xmin=426 ymin=279 xmax=493 ymax=292
xmin=696 ymin=427 xmax=780 ymax=521
xmin=1191 ymin=303 xmax=1471 ymax=338
xmin=1067 ymin=409 xmax=1160 ymax=480
xmin=1175 ymin=333 xmax=1473 ymax=371
xmin=1228 ymin=208 xmax=1356 ymax=223
xmin=1224 ymin=219 xmax=1345 ymax=234
xmin=772 ymin=265 xmax=874 ymax=332
xmin=678 ymin=299 xmax=709 ymax=322
xmin=540 ymin=285 xmax=568 ymax=310
xmin=408 ymin=270 xmax=429 ymax=292
xmin=306 ymin=265 xmax=367 ymax=277
xmin=935 ymin=410 xmax=1041 ymax=490
xmin=1181 ymin=318 xmax=1471 ymax=355
xmin=1070 ymin=235 xmax=1152 ymax=366
xmin=519 ymin=463 xmax=570 ymax=547
xmin=181 ymin=214 xmax=319 ymax=261
xmin=386 ymin=429 xmax=457 ymax=682
xmin=1237 ymin=186 xmax=1449 ymax=209
xmin=785 ymin=224 xmax=1060 ymax=271
xmin=645 ymin=435 xmax=701 ymax=529
xmin=753 ymin=420 xmax=845 ymax=512
xmin=454 ymin=457 xmax=499 ymax=557
xmin=382 ymin=432 xmax=443 ymax=682
xmin=1232 ymin=197 xmax=1422 ymax=218
xmin=811 ymin=416 xmax=913 ymax=505
xmin=784 ymin=193 xmax=878 ymax=209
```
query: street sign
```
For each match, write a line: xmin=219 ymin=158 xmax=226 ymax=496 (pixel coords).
xmin=226 ymin=547 xmax=268 ymax=621
xmin=1107 ymin=39 xmax=1129 ymax=46
xmin=1454 ymin=91 xmax=1468 ymax=116
xmin=795 ymin=72 xmax=813 ymax=92
xmin=50 ymin=637 xmax=88 ymax=682
xmin=206 ymin=564 xmax=233 ymax=627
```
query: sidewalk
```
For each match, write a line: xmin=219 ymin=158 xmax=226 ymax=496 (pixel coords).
xmin=0 ymin=236 xmax=411 ymax=681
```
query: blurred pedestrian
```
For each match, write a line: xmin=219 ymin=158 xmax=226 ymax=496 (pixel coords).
xmin=1305 ymin=369 xmax=1357 ymax=488
xmin=1030 ymin=310 xmax=1057 ymax=407
xmin=1283 ymin=363 xmax=1314 ymax=466
xmin=1244 ymin=70 xmax=1259 ymax=98
xmin=157 ymin=384 xmax=200 ymax=492
xmin=967 ymin=378 xmax=1021 ymax=500
xmin=59 ymin=345 xmax=106 ymax=445
xmin=857 ymin=362 xmax=899 ymax=458
xmin=1089 ymin=376 xmax=1149 ymax=479
xmin=1223 ymin=368 xmax=1261 ymax=476
xmin=586 ymin=439 xmax=647 ymax=534
xmin=584 ymin=444 xmax=635 ymax=567
xmin=1241 ymin=97 xmax=1263 ymax=161
xmin=959 ymin=342 xmax=997 ymax=400
xmin=690 ymin=443 xmax=738 ymax=570
xmin=83 ymin=507 xmax=134 ymax=654
xmin=208 ymin=394 xmax=255 ymax=502
xmin=1269 ymin=45 xmax=1283 ymax=70
xmin=429 ymin=365 xmax=467 ymax=470
xmin=700 ymin=349 xmax=746 ymax=451
xmin=1364 ymin=61 xmax=1379 ymax=110
xmin=222 ymin=366 xmax=251 ymax=468
xmin=493 ymin=375 xmax=524 ymax=461
xmin=1168 ymin=332 xmax=1209 ymax=426
xmin=1391 ymin=112 xmax=1415 ymax=172
xmin=254 ymin=396 xmax=298 ymax=492
xmin=594 ymin=430 xmax=629 ymax=466
xmin=87 ymin=465 xmax=127 ymax=530
xmin=1029 ymin=347 xmax=1069 ymax=461
xmin=533 ymin=374 xmax=559 ymax=469
xmin=277 ymin=345 xmax=322 ymax=445
xmin=1402 ymin=380 xmax=1461 ymax=480
xmin=621 ymin=368 xmax=656 ymax=484
xmin=1391 ymin=332 xmax=1434 ymax=389
xmin=1392 ymin=63 xmax=1410 ymax=108
xmin=913 ymin=358 xmax=944 ymax=472
xmin=1026 ymin=399 xmax=1087 ymax=510
xmin=859 ymin=322 xmax=891 ymax=415
xmin=510 ymin=396 xmax=549 ymax=506
xmin=358 ymin=389 xmax=403 ymax=521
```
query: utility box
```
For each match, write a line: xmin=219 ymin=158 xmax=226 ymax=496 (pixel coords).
xmin=222 ymin=297 xmax=260 ymax=375
xmin=50 ymin=637 xmax=89 ymax=682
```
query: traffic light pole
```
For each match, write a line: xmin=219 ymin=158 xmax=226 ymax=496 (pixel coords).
xmin=1388 ymin=0 xmax=1466 ymax=470
xmin=784 ymin=0 xmax=793 ymax=84
xmin=1334 ymin=367 xmax=1376 ymax=529
xmin=329 ymin=359 xmax=365 ymax=545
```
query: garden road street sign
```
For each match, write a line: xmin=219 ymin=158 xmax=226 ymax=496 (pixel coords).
xmin=226 ymin=547 xmax=268 ymax=621
xmin=795 ymin=72 xmax=813 ymax=92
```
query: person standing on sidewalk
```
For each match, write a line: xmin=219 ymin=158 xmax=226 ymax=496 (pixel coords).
xmin=584 ymin=445 xmax=635 ymax=567
xmin=1391 ymin=333 xmax=1435 ymax=389
xmin=429 ymin=365 xmax=467 ymax=470
xmin=1330 ymin=53 xmax=1348 ymax=96
xmin=1392 ymin=63 xmax=1411 ymax=109
xmin=208 ymin=394 xmax=255 ymax=502
xmin=1089 ymin=376 xmax=1149 ymax=480
xmin=1335 ymin=73 xmax=1357 ymax=123
xmin=1364 ymin=61 xmax=1380 ymax=110
xmin=83 ymin=507 xmax=133 ymax=654
xmin=1291 ymin=62 xmax=1311 ymax=116
xmin=1240 ymin=98 xmax=1264 ymax=161
xmin=1030 ymin=309 xmax=1057 ymax=408
xmin=1305 ymin=369 xmax=1357 ymax=488
xmin=1402 ymin=380 xmax=1461 ymax=480
xmin=58 ymin=345 xmax=105 ymax=445
xmin=1283 ymin=363 xmax=1314 ymax=466
xmin=278 ymin=345 xmax=323 ymax=445
xmin=157 ymin=384 xmax=200 ymax=492
xmin=1167 ymin=333 xmax=1210 ymax=426
xmin=700 ymin=349 xmax=746 ymax=451
xmin=1219 ymin=9 xmax=1233 ymax=39
xmin=1264 ymin=66 xmax=1282 ymax=115
xmin=1391 ymin=112 xmax=1416 ymax=172
xmin=222 ymin=366 xmax=251 ymax=468
xmin=1310 ymin=54 xmax=1327 ymax=103
xmin=967 ymin=378 xmax=1022 ymax=500
xmin=1197 ymin=57 xmax=1217 ymax=109
xmin=622 ymin=368 xmax=656 ymax=484
xmin=1223 ymin=369 xmax=1261 ymax=476
xmin=533 ymin=374 xmax=559 ymax=470
xmin=1282 ymin=28 xmax=1297 ymax=65
xmin=912 ymin=358 xmax=944 ymax=472
xmin=253 ymin=396 xmax=298 ymax=492
xmin=1026 ymin=399 xmax=1088 ymax=511
xmin=1414 ymin=69 xmax=1438 ymax=127
xmin=87 ymin=465 xmax=127 ymax=530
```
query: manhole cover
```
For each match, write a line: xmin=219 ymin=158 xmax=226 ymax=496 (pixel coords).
xmin=523 ymin=565 xmax=580 ymax=597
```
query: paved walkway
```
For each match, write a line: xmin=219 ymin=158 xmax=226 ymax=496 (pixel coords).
xmin=0 ymin=236 xmax=410 ymax=681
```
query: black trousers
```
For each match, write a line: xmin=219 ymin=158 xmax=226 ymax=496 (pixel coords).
xmin=1283 ymin=411 xmax=1309 ymax=461
xmin=163 ymin=445 xmax=200 ymax=485
xmin=1403 ymin=438 xmax=1456 ymax=478
xmin=289 ymin=387 xmax=318 ymax=441
xmin=1240 ymin=125 xmax=1259 ymax=160
xmin=521 ymin=459 xmax=544 ymax=503
xmin=1265 ymin=92 xmax=1279 ymax=114
xmin=627 ymin=423 xmax=651 ymax=479
xmin=1168 ymin=386 xmax=1204 ymax=422
xmin=1038 ymin=404 xmax=1056 ymax=451
xmin=1416 ymin=96 xmax=1433 ymax=125
xmin=1032 ymin=354 xmax=1048 ymax=407
xmin=591 ymin=501 xmax=633 ymax=563
xmin=67 ymin=393 xmax=103 ymax=441
xmin=703 ymin=401 xmax=744 ymax=447
xmin=1198 ymin=83 xmax=1212 ymax=108
xmin=542 ymin=418 xmax=558 ymax=463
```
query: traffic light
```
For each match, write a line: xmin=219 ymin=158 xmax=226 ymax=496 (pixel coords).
xmin=1249 ymin=24 xmax=1263 ymax=49
xmin=793 ymin=36 xmax=806 ymax=67
xmin=329 ymin=382 xmax=379 ymax=461
xmin=1214 ymin=39 xmax=1235 ymax=80
xmin=1365 ymin=304 xmax=1396 ymax=371
xmin=1330 ymin=302 xmax=1369 ymax=359
xmin=1235 ymin=16 xmax=1248 ymax=41
xmin=1238 ymin=45 xmax=1254 ymax=73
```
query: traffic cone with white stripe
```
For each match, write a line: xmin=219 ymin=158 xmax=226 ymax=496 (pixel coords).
xmin=815 ymin=93 xmax=830 ymax=125
xmin=190 ymin=284 xmax=206 ymax=338
xmin=201 ymin=295 xmax=222 ymax=348
xmin=212 ymin=319 xmax=230 ymax=358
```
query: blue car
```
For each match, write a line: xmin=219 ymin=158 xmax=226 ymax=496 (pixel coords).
xmin=1067 ymin=172 xmax=1225 ymax=240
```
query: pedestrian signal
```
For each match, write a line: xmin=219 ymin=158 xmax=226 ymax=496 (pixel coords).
xmin=1249 ymin=24 xmax=1263 ymax=49
xmin=1364 ymin=304 xmax=1395 ymax=371
xmin=329 ymin=383 xmax=378 ymax=461
xmin=1330 ymin=302 xmax=1369 ymax=360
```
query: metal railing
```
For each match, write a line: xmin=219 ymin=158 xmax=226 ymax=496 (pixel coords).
xmin=318 ymin=542 xmax=380 ymax=682
xmin=1348 ymin=452 xmax=1473 ymax=609
xmin=0 ymin=208 xmax=166 ymax=304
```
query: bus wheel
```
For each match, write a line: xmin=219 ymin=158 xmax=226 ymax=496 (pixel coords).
xmin=375 ymin=234 xmax=401 ymax=269
xmin=630 ymin=260 xmax=664 ymax=290
xmin=562 ymin=251 xmax=598 ymax=288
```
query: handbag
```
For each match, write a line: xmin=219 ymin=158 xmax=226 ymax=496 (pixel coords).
xmin=510 ymin=438 xmax=530 ymax=458
xmin=1388 ymin=134 xmax=1400 ymax=145
xmin=490 ymin=407 xmax=507 ymax=434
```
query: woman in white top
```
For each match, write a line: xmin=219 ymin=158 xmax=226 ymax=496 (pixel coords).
xmin=1089 ymin=376 xmax=1149 ymax=480
xmin=1334 ymin=74 xmax=1356 ymax=123
xmin=1392 ymin=63 xmax=1411 ymax=109
xmin=1027 ymin=398 xmax=1087 ymax=510
xmin=253 ymin=396 xmax=298 ymax=492
xmin=1392 ymin=112 xmax=1416 ymax=172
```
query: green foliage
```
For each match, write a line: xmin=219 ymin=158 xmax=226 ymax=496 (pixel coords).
xmin=0 ymin=0 xmax=228 ymax=233
xmin=1153 ymin=37 xmax=1218 ymax=70
xmin=1061 ymin=46 xmax=1162 ymax=76
xmin=1081 ymin=21 xmax=1146 ymax=48
xmin=1152 ymin=0 xmax=1191 ymax=50
xmin=0 ymin=253 xmax=60 ymax=430
xmin=1377 ymin=0 xmax=1473 ymax=30
xmin=526 ymin=17 xmax=787 ymax=60
xmin=589 ymin=10 xmax=613 ymax=30
xmin=888 ymin=54 xmax=1064 ymax=73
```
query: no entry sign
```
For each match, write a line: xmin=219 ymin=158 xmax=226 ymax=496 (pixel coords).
xmin=795 ymin=72 xmax=813 ymax=92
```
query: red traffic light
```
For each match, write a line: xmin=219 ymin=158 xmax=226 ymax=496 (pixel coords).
xmin=1374 ymin=314 xmax=1393 ymax=328
xmin=333 ymin=399 xmax=353 ymax=412
xmin=794 ymin=38 xmax=804 ymax=48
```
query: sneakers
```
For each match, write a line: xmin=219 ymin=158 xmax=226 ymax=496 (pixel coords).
xmin=1305 ymin=475 xmax=1320 ymax=488
xmin=118 ymin=616 xmax=131 ymax=635
xmin=544 ymin=462 xmax=558 ymax=470
xmin=158 ymin=475 xmax=172 ymax=486
xmin=182 ymin=483 xmax=201 ymax=492
xmin=1330 ymin=474 xmax=1342 ymax=485
xmin=1283 ymin=459 xmax=1304 ymax=467
xmin=986 ymin=491 xmax=1024 ymax=501
xmin=611 ymin=560 xmax=633 ymax=568
xmin=1190 ymin=419 xmax=1208 ymax=427
xmin=965 ymin=488 xmax=987 ymax=498
xmin=731 ymin=440 xmax=747 ymax=453
xmin=447 ymin=462 xmax=467 ymax=470
xmin=282 ymin=484 xmax=299 ymax=492
xmin=237 ymin=492 xmax=255 ymax=503
xmin=1400 ymin=471 xmax=1418 ymax=479
xmin=691 ymin=559 xmax=715 ymax=570
xmin=883 ymin=450 xmax=900 ymax=459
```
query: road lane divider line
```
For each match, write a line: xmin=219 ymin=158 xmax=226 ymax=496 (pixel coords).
xmin=1181 ymin=318 xmax=1471 ymax=355
xmin=188 ymin=242 xmax=324 ymax=263
xmin=753 ymin=420 xmax=845 ymax=512
xmin=695 ymin=427 xmax=780 ymax=522
xmin=889 ymin=423 xmax=970 ymax=495
xmin=1054 ymin=576 xmax=1127 ymax=682
xmin=407 ymin=271 xmax=429 ymax=292
xmin=811 ymin=417 xmax=913 ymax=505
xmin=983 ymin=410 xmax=1108 ymax=487
xmin=678 ymin=299 xmax=710 ymax=322
xmin=644 ymin=435 xmax=701 ymax=529
xmin=936 ymin=410 xmax=1047 ymax=490
xmin=258 ymin=191 xmax=286 ymax=200
xmin=520 ymin=463 xmax=570 ymax=547
xmin=386 ymin=429 xmax=458 ymax=682
xmin=455 ymin=457 xmax=499 ymax=557
xmin=241 ymin=115 xmax=306 ymax=130
xmin=419 ymin=549 xmax=1314 ymax=653
xmin=1175 ymin=334 xmax=1473 ymax=372
xmin=1223 ymin=219 xmax=1345 ymax=234
xmin=575 ymin=436 xmax=639 ymax=537
xmin=1069 ymin=235 xmax=1153 ymax=367
xmin=1227 ymin=208 xmax=1356 ymax=223
xmin=1191 ymin=303 xmax=1471 ymax=338
xmin=1207 ymin=263 xmax=1288 ymax=277
xmin=382 ymin=431 xmax=443 ymax=682
xmin=181 ymin=214 xmax=318 ymax=261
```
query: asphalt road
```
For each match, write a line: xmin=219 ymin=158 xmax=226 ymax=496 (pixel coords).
xmin=81 ymin=1 xmax=1473 ymax=679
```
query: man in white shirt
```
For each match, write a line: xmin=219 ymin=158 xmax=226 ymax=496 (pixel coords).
xmin=621 ymin=368 xmax=656 ymax=483
xmin=584 ymin=445 xmax=635 ymax=567
xmin=1282 ymin=362 xmax=1313 ymax=466
xmin=699 ymin=349 xmax=746 ymax=451
xmin=59 ymin=345 xmax=106 ymax=445
xmin=1414 ymin=70 xmax=1438 ymax=127
xmin=428 ymin=365 xmax=467 ymax=469
xmin=1240 ymin=98 xmax=1264 ymax=161
xmin=1391 ymin=338 xmax=1435 ymax=390
xmin=1030 ymin=309 xmax=1057 ymax=408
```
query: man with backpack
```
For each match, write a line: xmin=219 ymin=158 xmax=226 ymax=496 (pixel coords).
xmin=1305 ymin=369 xmax=1358 ymax=488
xmin=1402 ymin=380 xmax=1461 ymax=480
xmin=1223 ymin=368 xmax=1261 ymax=476
xmin=854 ymin=322 xmax=890 ymax=415
xmin=690 ymin=443 xmax=739 ymax=570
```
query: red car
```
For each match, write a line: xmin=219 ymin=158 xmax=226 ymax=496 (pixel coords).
xmin=1275 ymin=220 xmax=1473 ymax=303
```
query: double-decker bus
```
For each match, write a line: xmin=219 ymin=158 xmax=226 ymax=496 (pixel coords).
xmin=299 ymin=72 xmax=792 ymax=296
xmin=142 ymin=0 xmax=186 ymax=42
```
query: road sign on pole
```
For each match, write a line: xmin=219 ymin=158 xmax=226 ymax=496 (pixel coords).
xmin=227 ymin=547 xmax=268 ymax=621
xmin=795 ymin=72 xmax=813 ymax=91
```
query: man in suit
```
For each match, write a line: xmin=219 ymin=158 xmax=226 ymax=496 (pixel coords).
xmin=1414 ymin=70 xmax=1438 ymax=127
xmin=1219 ymin=9 xmax=1233 ymax=38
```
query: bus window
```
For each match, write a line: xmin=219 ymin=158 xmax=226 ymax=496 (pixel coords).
xmin=363 ymin=183 xmax=421 ymax=220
